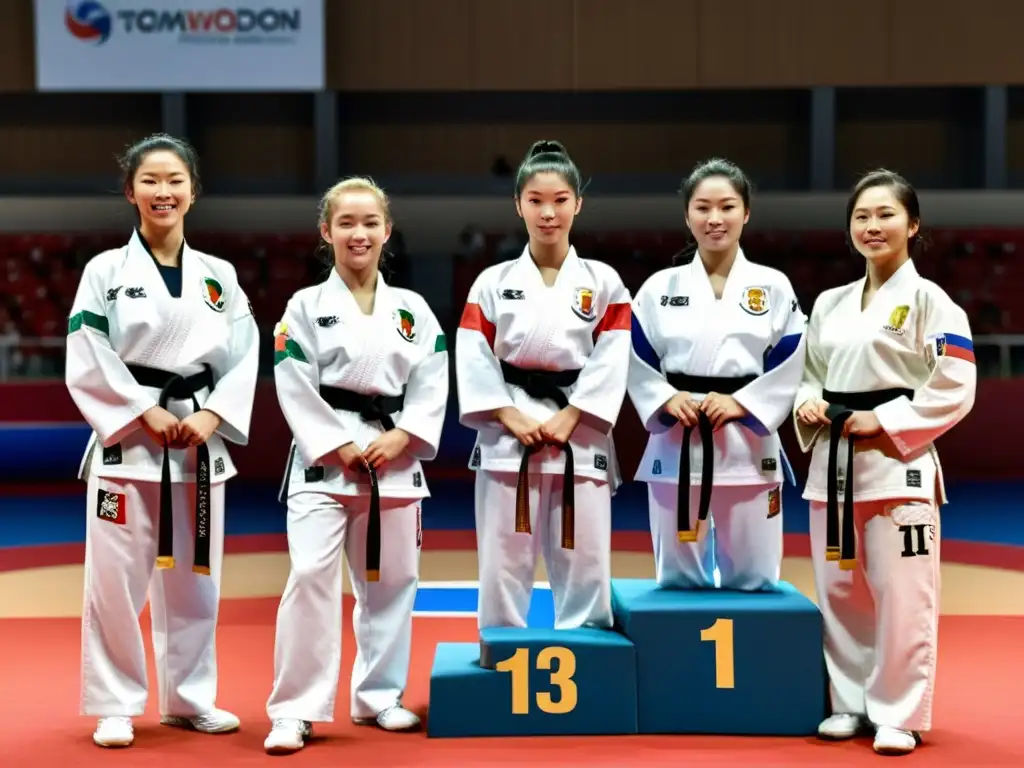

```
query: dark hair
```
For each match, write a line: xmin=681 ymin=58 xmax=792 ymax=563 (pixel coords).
xmin=845 ymin=168 xmax=923 ymax=255
xmin=672 ymin=158 xmax=753 ymax=264
xmin=118 ymin=133 xmax=202 ymax=200
xmin=514 ymin=140 xmax=583 ymax=198
xmin=679 ymin=157 xmax=752 ymax=210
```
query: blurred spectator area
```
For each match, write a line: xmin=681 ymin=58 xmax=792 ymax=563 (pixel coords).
xmin=1 ymin=227 xmax=1019 ymax=379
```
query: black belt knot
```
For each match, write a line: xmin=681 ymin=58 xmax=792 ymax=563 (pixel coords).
xmin=280 ymin=384 xmax=407 ymax=583
xmin=822 ymin=387 xmax=914 ymax=571
xmin=501 ymin=361 xmax=581 ymax=549
xmin=665 ymin=373 xmax=756 ymax=542
xmin=317 ymin=386 xmax=405 ymax=433
xmin=125 ymin=362 xmax=215 ymax=576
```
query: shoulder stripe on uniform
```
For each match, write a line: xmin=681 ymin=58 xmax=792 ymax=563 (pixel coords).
xmin=458 ymin=303 xmax=496 ymax=350
xmin=67 ymin=310 xmax=109 ymax=336
xmin=765 ymin=332 xmax=802 ymax=372
xmin=434 ymin=333 xmax=447 ymax=353
xmin=630 ymin=312 xmax=661 ymax=371
xmin=594 ymin=302 xmax=631 ymax=340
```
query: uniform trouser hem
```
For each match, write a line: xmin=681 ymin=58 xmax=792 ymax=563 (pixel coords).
xmin=810 ymin=499 xmax=940 ymax=733
xmin=266 ymin=491 xmax=420 ymax=724
xmin=80 ymin=475 xmax=226 ymax=719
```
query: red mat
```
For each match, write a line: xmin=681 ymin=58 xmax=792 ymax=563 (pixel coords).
xmin=1 ymin=598 xmax=1021 ymax=766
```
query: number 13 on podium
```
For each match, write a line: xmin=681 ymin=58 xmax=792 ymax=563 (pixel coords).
xmin=495 ymin=647 xmax=578 ymax=715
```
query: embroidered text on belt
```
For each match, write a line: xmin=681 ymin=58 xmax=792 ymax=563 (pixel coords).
xmin=500 ymin=360 xmax=581 ymax=549
xmin=126 ymin=363 xmax=215 ymax=575
xmin=664 ymin=373 xmax=756 ymax=543
xmin=319 ymin=385 xmax=406 ymax=583
xmin=822 ymin=387 xmax=914 ymax=570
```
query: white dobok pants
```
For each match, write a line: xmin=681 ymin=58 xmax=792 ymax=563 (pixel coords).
xmin=265 ymin=491 xmax=421 ymax=722
xmin=81 ymin=472 xmax=226 ymax=717
xmin=474 ymin=470 xmax=613 ymax=630
xmin=648 ymin=480 xmax=783 ymax=591
xmin=809 ymin=499 xmax=941 ymax=732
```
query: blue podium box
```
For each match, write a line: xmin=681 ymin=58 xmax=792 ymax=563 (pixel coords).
xmin=427 ymin=627 xmax=638 ymax=738
xmin=611 ymin=578 xmax=827 ymax=736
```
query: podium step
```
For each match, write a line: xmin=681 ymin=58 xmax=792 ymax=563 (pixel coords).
xmin=612 ymin=578 xmax=827 ymax=735
xmin=427 ymin=626 xmax=638 ymax=737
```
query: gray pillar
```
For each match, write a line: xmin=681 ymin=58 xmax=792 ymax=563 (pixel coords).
xmin=313 ymin=90 xmax=339 ymax=192
xmin=809 ymin=87 xmax=836 ymax=190
xmin=161 ymin=93 xmax=187 ymax=139
xmin=983 ymin=85 xmax=1008 ymax=189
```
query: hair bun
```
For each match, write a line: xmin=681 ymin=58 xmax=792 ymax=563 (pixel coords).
xmin=528 ymin=139 xmax=566 ymax=159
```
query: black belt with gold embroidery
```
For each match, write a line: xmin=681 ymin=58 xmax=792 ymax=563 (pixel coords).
xmin=664 ymin=373 xmax=756 ymax=543
xmin=305 ymin=385 xmax=406 ymax=583
xmin=500 ymin=360 xmax=580 ymax=550
xmin=821 ymin=387 xmax=913 ymax=570
xmin=125 ymin=363 xmax=215 ymax=575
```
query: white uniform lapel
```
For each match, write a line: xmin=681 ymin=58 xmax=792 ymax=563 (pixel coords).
xmin=321 ymin=267 xmax=392 ymax=387
xmin=684 ymin=248 xmax=752 ymax=378
xmin=865 ymin=259 xmax=918 ymax=320
xmin=125 ymin=230 xmax=172 ymax=307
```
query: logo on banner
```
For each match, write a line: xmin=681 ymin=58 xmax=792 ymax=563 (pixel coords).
xmin=66 ymin=1 xmax=112 ymax=44
xmin=62 ymin=2 xmax=307 ymax=45
xmin=39 ymin=0 xmax=324 ymax=91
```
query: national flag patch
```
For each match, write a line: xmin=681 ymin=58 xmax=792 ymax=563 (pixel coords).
xmin=937 ymin=333 xmax=974 ymax=363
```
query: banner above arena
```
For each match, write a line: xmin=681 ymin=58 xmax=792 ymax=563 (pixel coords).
xmin=34 ymin=0 xmax=324 ymax=91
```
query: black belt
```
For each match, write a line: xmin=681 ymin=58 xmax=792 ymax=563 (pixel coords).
xmin=822 ymin=388 xmax=914 ymax=570
xmin=279 ymin=385 xmax=405 ymax=583
xmin=125 ymin=363 xmax=215 ymax=575
xmin=500 ymin=361 xmax=580 ymax=550
xmin=664 ymin=373 xmax=757 ymax=542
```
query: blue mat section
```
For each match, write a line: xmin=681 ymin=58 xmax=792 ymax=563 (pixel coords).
xmin=414 ymin=585 xmax=556 ymax=627
xmin=612 ymin=578 xmax=827 ymax=736
xmin=1 ymin=478 xmax=1021 ymax=550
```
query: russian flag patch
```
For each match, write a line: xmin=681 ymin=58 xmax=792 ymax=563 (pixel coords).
xmin=937 ymin=333 xmax=974 ymax=363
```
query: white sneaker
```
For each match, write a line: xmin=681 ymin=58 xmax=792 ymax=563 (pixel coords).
xmin=353 ymin=705 xmax=420 ymax=732
xmin=873 ymin=725 xmax=919 ymax=754
xmin=264 ymin=718 xmax=312 ymax=754
xmin=160 ymin=708 xmax=241 ymax=734
xmin=818 ymin=713 xmax=866 ymax=740
xmin=93 ymin=716 xmax=134 ymax=747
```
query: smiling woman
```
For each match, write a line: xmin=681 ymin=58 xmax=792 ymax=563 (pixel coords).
xmin=64 ymin=131 xmax=261 ymax=749
xmin=793 ymin=168 xmax=977 ymax=755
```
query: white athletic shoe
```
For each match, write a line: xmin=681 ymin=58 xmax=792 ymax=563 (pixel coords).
xmin=264 ymin=718 xmax=313 ymax=754
xmin=353 ymin=704 xmax=421 ymax=732
xmin=93 ymin=716 xmax=134 ymax=747
xmin=873 ymin=725 xmax=919 ymax=755
xmin=817 ymin=713 xmax=866 ymax=740
xmin=160 ymin=708 xmax=241 ymax=733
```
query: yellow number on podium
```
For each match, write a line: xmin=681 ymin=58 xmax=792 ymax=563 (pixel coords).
xmin=495 ymin=646 xmax=578 ymax=715
xmin=700 ymin=618 xmax=735 ymax=689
